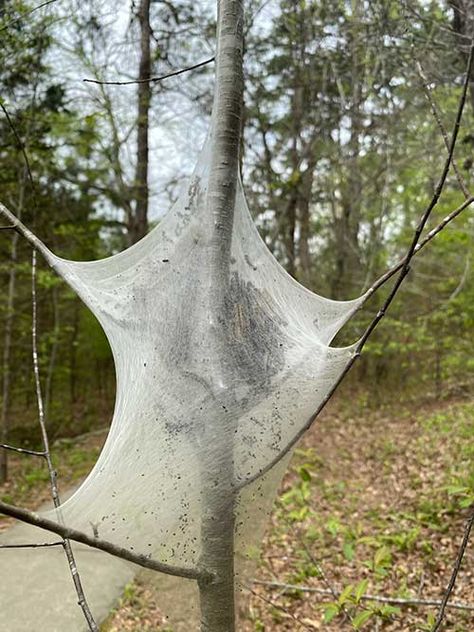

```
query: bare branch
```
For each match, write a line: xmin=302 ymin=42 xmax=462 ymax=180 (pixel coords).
xmin=368 ymin=195 xmax=474 ymax=295
xmin=0 ymin=443 xmax=46 ymax=457
xmin=0 ymin=100 xmax=99 ymax=630
xmin=83 ymin=56 xmax=215 ymax=86
xmin=0 ymin=541 xmax=63 ymax=550
xmin=0 ymin=0 xmax=59 ymax=32
xmin=414 ymin=57 xmax=470 ymax=199
xmin=0 ymin=499 xmax=212 ymax=582
xmin=0 ymin=104 xmax=35 ymax=192
xmin=0 ymin=202 xmax=56 ymax=267
xmin=252 ymin=580 xmax=474 ymax=613
xmin=239 ymin=39 xmax=474 ymax=491
xmin=283 ymin=515 xmax=353 ymax=625
xmin=247 ymin=586 xmax=315 ymax=631
xmin=432 ymin=509 xmax=474 ymax=631
xmin=31 ymin=250 xmax=98 ymax=631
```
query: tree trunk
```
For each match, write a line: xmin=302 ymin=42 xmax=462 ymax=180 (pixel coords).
xmin=0 ymin=230 xmax=18 ymax=483
xmin=332 ymin=0 xmax=362 ymax=299
xmin=129 ymin=0 xmax=151 ymax=245
xmin=298 ymin=153 xmax=316 ymax=287
xmin=0 ymin=167 xmax=25 ymax=483
xmin=69 ymin=298 xmax=80 ymax=407
xmin=198 ymin=1 xmax=244 ymax=631
xmin=45 ymin=285 xmax=60 ymax=420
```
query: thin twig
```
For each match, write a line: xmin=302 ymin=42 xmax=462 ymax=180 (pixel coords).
xmin=0 ymin=104 xmax=35 ymax=189
xmin=432 ymin=509 xmax=474 ymax=631
xmin=0 ymin=443 xmax=46 ymax=457
xmin=415 ymin=57 xmax=470 ymax=199
xmin=0 ymin=499 xmax=212 ymax=582
xmin=31 ymin=250 xmax=98 ymax=632
xmin=369 ymin=196 xmax=474 ymax=295
xmin=0 ymin=541 xmax=63 ymax=549
xmin=252 ymin=580 xmax=474 ymax=613
xmin=83 ymin=56 xmax=215 ymax=86
xmin=284 ymin=515 xmax=353 ymax=625
xmin=247 ymin=586 xmax=316 ymax=631
xmin=0 ymin=202 xmax=56 ymax=266
xmin=0 ymin=226 xmax=15 ymax=231
xmin=0 ymin=100 xmax=98 ymax=632
xmin=239 ymin=40 xmax=474 ymax=490
xmin=0 ymin=0 xmax=59 ymax=32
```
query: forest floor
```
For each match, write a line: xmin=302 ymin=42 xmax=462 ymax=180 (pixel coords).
xmin=1 ymin=395 xmax=473 ymax=631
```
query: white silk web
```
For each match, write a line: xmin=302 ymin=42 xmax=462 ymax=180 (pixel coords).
xmin=41 ymin=126 xmax=365 ymax=574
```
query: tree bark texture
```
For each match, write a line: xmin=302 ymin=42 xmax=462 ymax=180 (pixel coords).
xmin=129 ymin=0 xmax=151 ymax=244
xmin=199 ymin=1 xmax=244 ymax=631
xmin=0 ymin=167 xmax=25 ymax=483
xmin=0 ymin=229 xmax=18 ymax=483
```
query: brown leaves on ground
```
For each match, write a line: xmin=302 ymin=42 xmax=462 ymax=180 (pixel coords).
xmin=103 ymin=394 xmax=474 ymax=631
xmin=246 ymin=396 xmax=474 ymax=631
xmin=2 ymin=395 xmax=473 ymax=631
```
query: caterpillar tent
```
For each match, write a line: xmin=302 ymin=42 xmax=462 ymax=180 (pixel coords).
xmin=5 ymin=123 xmax=365 ymax=576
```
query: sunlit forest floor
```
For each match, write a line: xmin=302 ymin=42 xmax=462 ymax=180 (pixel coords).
xmin=1 ymin=395 xmax=473 ymax=631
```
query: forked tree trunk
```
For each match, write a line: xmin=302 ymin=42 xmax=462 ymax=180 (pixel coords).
xmin=198 ymin=1 xmax=244 ymax=631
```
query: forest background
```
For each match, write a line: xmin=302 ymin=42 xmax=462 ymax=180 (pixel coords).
xmin=0 ymin=0 xmax=473 ymax=630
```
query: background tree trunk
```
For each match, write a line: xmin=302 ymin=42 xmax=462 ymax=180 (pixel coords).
xmin=129 ymin=0 xmax=151 ymax=244
xmin=0 ymin=167 xmax=25 ymax=483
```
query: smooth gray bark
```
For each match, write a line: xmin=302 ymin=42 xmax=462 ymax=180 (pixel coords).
xmin=198 ymin=1 xmax=244 ymax=631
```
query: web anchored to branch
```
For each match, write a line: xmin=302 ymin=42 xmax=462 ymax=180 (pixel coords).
xmin=0 ymin=110 xmax=472 ymax=576
xmin=0 ymin=125 xmax=367 ymax=571
xmin=0 ymin=9 xmax=473 ymax=632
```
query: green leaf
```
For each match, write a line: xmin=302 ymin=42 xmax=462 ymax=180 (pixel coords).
xmin=326 ymin=517 xmax=341 ymax=536
xmin=374 ymin=546 xmax=391 ymax=568
xmin=352 ymin=610 xmax=373 ymax=629
xmin=354 ymin=579 xmax=368 ymax=604
xmin=379 ymin=605 xmax=401 ymax=617
xmin=343 ymin=541 xmax=355 ymax=561
xmin=323 ymin=604 xmax=339 ymax=624
xmin=299 ymin=466 xmax=311 ymax=482
xmin=338 ymin=583 xmax=354 ymax=604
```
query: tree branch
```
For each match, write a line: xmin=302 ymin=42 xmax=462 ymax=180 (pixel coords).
xmin=414 ymin=57 xmax=470 ymax=199
xmin=31 ymin=251 xmax=99 ymax=631
xmin=432 ymin=509 xmax=474 ymax=631
xmin=0 ymin=0 xmax=58 ymax=33
xmin=83 ymin=57 xmax=215 ymax=86
xmin=368 ymin=196 xmax=474 ymax=295
xmin=0 ymin=443 xmax=46 ymax=457
xmin=247 ymin=585 xmax=315 ymax=631
xmin=0 ymin=541 xmax=63 ymax=549
xmin=0 ymin=202 xmax=57 ymax=268
xmin=239 ymin=39 xmax=474 ymax=490
xmin=0 ymin=499 xmax=212 ymax=582
xmin=252 ymin=580 xmax=474 ymax=613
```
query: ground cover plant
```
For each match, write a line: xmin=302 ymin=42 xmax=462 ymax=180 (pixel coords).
xmin=100 ymin=397 xmax=474 ymax=630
